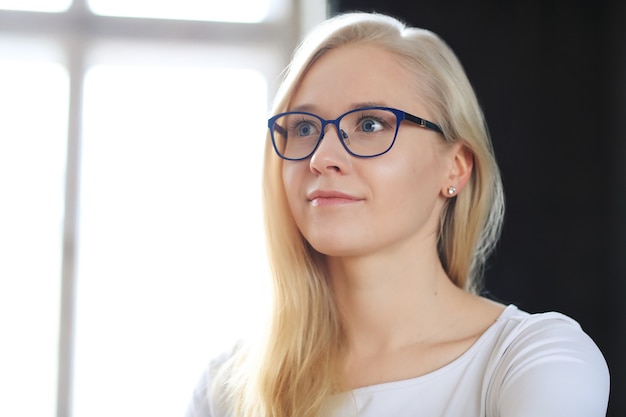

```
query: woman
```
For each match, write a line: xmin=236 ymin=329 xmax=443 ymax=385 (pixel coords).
xmin=186 ymin=12 xmax=609 ymax=417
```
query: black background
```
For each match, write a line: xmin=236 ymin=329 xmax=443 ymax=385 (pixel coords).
xmin=331 ymin=0 xmax=625 ymax=415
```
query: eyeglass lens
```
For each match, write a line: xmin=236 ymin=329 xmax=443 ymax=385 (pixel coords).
xmin=271 ymin=108 xmax=399 ymax=159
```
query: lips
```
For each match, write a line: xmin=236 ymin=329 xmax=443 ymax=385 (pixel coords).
xmin=307 ymin=190 xmax=364 ymax=207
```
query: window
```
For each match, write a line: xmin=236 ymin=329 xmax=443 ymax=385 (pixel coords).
xmin=0 ymin=39 xmax=68 ymax=417
xmin=87 ymin=0 xmax=272 ymax=22
xmin=0 ymin=2 xmax=326 ymax=416
xmin=0 ymin=0 xmax=71 ymax=12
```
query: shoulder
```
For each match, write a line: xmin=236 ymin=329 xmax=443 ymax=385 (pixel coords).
xmin=184 ymin=347 xmax=239 ymax=417
xmin=485 ymin=306 xmax=610 ymax=417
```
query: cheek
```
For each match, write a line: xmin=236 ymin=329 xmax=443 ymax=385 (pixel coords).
xmin=384 ymin=148 xmax=441 ymax=191
xmin=375 ymin=149 xmax=445 ymax=219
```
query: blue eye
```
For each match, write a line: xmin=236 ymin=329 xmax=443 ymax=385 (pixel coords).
xmin=361 ymin=119 xmax=379 ymax=132
xmin=288 ymin=117 xmax=320 ymax=137
xmin=297 ymin=122 xmax=314 ymax=136
xmin=359 ymin=118 xmax=383 ymax=133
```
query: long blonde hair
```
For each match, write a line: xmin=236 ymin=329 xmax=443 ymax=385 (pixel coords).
xmin=215 ymin=12 xmax=505 ymax=417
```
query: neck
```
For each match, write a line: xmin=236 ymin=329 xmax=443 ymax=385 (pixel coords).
xmin=328 ymin=243 xmax=463 ymax=354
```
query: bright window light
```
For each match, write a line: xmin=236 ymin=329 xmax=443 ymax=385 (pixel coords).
xmin=88 ymin=0 xmax=271 ymax=22
xmin=0 ymin=0 xmax=71 ymax=12
xmin=0 ymin=59 xmax=69 ymax=417
xmin=73 ymin=63 xmax=270 ymax=417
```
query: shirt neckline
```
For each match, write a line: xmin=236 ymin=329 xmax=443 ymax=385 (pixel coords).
xmin=349 ymin=304 xmax=519 ymax=394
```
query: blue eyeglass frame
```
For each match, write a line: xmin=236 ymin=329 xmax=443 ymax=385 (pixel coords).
xmin=267 ymin=106 xmax=444 ymax=161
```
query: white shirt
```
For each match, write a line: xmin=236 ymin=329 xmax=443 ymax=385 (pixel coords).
xmin=185 ymin=305 xmax=610 ymax=417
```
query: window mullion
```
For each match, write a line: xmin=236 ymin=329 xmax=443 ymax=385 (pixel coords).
xmin=66 ymin=0 xmax=89 ymax=14
xmin=56 ymin=36 xmax=85 ymax=417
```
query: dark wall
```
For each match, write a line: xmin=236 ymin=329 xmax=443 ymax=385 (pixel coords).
xmin=331 ymin=1 xmax=625 ymax=415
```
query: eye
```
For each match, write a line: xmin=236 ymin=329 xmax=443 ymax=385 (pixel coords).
xmin=354 ymin=113 xmax=389 ymax=134
xmin=360 ymin=118 xmax=382 ymax=133
xmin=296 ymin=122 xmax=314 ymax=136
xmin=289 ymin=118 xmax=320 ymax=137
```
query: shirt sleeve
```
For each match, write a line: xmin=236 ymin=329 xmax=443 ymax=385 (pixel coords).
xmin=488 ymin=313 xmax=610 ymax=417
xmin=184 ymin=367 xmax=213 ymax=417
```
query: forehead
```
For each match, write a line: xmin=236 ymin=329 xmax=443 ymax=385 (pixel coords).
xmin=290 ymin=44 xmax=425 ymax=115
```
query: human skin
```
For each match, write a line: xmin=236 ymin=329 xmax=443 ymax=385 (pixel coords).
xmin=282 ymin=44 xmax=456 ymax=260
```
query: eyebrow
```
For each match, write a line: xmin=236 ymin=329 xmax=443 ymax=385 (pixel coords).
xmin=289 ymin=101 xmax=389 ymax=113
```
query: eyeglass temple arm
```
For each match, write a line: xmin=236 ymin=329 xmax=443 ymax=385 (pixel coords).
xmin=403 ymin=112 xmax=444 ymax=134
xmin=273 ymin=122 xmax=287 ymax=137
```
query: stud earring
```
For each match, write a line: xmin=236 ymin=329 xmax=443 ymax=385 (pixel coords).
xmin=447 ymin=186 xmax=457 ymax=196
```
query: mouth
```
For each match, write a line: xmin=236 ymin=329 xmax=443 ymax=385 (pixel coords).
xmin=307 ymin=190 xmax=364 ymax=207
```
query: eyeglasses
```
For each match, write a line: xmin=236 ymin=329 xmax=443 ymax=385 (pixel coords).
xmin=268 ymin=106 xmax=443 ymax=161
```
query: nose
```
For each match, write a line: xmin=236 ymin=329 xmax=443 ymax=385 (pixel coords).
xmin=309 ymin=123 xmax=352 ymax=175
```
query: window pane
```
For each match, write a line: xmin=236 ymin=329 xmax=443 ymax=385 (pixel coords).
xmin=74 ymin=60 xmax=270 ymax=417
xmin=0 ymin=59 xmax=68 ymax=417
xmin=0 ymin=0 xmax=71 ymax=12
xmin=88 ymin=0 xmax=271 ymax=22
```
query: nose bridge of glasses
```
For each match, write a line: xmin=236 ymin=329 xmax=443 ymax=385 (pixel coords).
xmin=311 ymin=118 xmax=350 ymax=158
xmin=321 ymin=118 xmax=348 ymax=140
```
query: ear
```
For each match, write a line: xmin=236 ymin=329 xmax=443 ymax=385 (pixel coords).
xmin=441 ymin=143 xmax=473 ymax=197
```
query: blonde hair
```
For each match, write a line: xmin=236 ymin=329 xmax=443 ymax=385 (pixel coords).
xmin=215 ymin=12 xmax=505 ymax=417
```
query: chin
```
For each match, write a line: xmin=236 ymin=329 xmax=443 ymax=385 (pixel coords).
xmin=306 ymin=237 xmax=367 ymax=258
xmin=298 ymin=222 xmax=374 ymax=257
